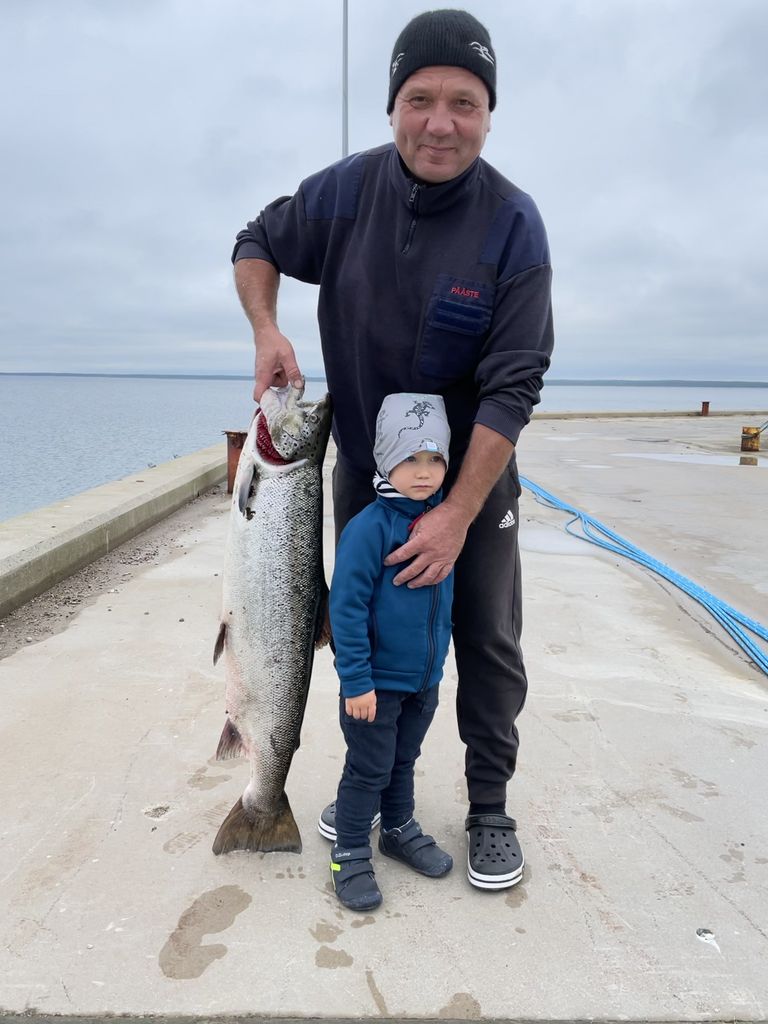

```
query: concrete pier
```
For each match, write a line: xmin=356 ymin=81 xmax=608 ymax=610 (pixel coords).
xmin=0 ymin=444 xmax=226 ymax=619
xmin=0 ymin=415 xmax=766 ymax=1022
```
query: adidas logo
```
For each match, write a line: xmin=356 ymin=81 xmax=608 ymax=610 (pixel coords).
xmin=499 ymin=510 xmax=516 ymax=530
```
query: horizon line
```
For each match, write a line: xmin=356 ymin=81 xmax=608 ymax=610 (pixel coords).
xmin=1 ymin=371 xmax=767 ymax=387
xmin=1 ymin=372 xmax=768 ymax=387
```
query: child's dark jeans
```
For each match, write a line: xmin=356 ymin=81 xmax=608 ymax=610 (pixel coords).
xmin=335 ymin=685 xmax=440 ymax=849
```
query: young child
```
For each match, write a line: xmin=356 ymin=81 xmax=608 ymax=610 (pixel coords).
xmin=324 ymin=393 xmax=454 ymax=911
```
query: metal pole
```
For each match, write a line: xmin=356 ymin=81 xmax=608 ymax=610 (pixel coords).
xmin=342 ymin=0 xmax=349 ymax=157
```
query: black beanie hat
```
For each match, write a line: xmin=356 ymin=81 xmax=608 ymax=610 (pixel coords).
xmin=387 ymin=9 xmax=496 ymax=114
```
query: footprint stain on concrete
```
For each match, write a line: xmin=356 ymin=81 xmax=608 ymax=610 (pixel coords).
xmin=188 ymin=767 xmax=232 ymax=791
xmin=717 ymin=726 xmax=756 ymax=749
xmin=310 ymin=919 xmax=343 ymax=943
xmin=159 ymin=885 xmax=251 ymax=979
xmin=164 ymin=801 xmax=233 ymax=855
xmin=505 ymin=884 xmax=529 ymax=909
xmin=669 ymin=768 xmax=719 ymax=797
xmin=655 ymin=802 xmax=704 ymax=824
xmin=438 ymin=992 xmax=482 ymax=1019
xmin=275 ymin=865 xmax=303 ymax=879
xmin=143 ymin=804 xmax=170 ymax=819
xmin=552 ymin=710 xmax=595 ymax=723
xmin=720 ymin=844 xmax=746 ymax=883
xmin=315 ymin=945 xmax=353 ymax=968
xmin=351 ymin=915 xmax=376 ymax=928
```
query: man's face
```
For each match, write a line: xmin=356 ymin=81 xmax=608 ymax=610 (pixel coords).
xmin=390 ymin=66 xmax=491 ymax=184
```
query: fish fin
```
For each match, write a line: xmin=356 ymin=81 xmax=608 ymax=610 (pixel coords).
xmin=213 ymin=622 xmax=226 ymax=665
xmin=237 ymin=469 xmax=258 ymax=517
xmin=232 ymin=416 xmax=258 ymax=516
xmin=212 ymin=792 xmax=301 ymax=855
xmin=314 ymin=580 xmax=331 ymax=650
xmin=216 ymin=718 xmax=245 ymax=760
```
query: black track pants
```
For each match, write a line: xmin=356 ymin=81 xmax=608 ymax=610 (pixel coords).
xmin=332 ymin=456 xmax=527 ymax=808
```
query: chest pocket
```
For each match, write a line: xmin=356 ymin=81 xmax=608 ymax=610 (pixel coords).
xmin=418 ymin=275 xmax=495 ymax=381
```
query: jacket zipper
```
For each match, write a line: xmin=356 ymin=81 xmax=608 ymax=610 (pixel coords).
xmin=414 ymin=500 xmax=438 ymax=690
xmin=401 ymin=183 xmax=420 ymax=254
xmin=420 ymin=584 xmax=439 ymax=691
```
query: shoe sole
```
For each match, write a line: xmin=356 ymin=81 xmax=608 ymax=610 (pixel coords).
xmin=379 ymin=845 xmax=453 ymax=878
xmin=318 ymin=812 xmax=381 ymax=842
xmin=335 ymin=892 xmax=383 ymax=911
xmin=467 ymin=853 xmax=525 ymax=890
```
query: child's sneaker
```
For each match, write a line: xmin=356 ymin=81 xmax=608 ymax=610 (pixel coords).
xmin=330 ymin=844 xmax=383 ymax=911
xmin=378 ymin=818 xmax=453 ymax=877
xmin=318 ymin=800 xmax=381 ymax=841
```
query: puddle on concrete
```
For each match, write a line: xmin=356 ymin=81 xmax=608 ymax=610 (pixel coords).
xmin=614 ymin=452 xmax=765 ymax=468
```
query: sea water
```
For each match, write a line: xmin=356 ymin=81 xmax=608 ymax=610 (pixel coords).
xmin=1 ymin=374 xmax=766 ymax=523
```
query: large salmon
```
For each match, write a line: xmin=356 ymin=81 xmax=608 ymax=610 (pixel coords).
xmin=212 ymin=383 xmax=332 ymax=854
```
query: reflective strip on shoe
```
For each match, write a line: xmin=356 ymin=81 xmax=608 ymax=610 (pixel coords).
xmin=330 ymin=844 xmax=382 ymax=911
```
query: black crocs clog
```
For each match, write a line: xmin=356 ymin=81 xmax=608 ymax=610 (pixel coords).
xmin=465 ymin=813 xmax=524 ymax=890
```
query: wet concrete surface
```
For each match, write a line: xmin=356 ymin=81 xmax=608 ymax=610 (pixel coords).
xmin=0 ymin=416 xmax=766 ymax=1021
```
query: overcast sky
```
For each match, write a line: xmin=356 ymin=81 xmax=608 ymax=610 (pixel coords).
xmin=1 ymin=0 xmax=766 ymax=380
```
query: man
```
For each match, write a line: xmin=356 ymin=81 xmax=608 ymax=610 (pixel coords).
xmin=232 ymin=8 xmax=554 ymax=890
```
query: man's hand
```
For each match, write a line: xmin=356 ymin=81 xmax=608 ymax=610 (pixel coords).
xmin=345 ymin=690 xmax=377 ymax=722
xmin=384 ymin=502 xmax=469 ymax=588
xmin=253 ymin=324 xmax=303 ymax=402
xmin=386 ymin=424 xmax=515 ymax=588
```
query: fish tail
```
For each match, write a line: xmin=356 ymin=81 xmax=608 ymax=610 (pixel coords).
xmin=212 ymin=792 xmax=301 ymax=855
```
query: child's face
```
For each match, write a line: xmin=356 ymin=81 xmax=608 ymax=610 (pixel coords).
xmin=389 ymin=449 xmax=447 ymax=500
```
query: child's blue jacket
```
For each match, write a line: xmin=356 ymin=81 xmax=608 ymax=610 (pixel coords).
xmin=330 ymin=492 xmax=454 ymax=699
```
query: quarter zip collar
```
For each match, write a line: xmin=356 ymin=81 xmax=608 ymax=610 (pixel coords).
xmin=387 ymin=144 xmax=481 ymax=216
xmin=376 ymin=488 xmax=443 ymax=520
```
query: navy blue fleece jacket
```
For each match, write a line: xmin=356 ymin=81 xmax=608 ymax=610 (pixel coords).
xmin=329 ymin=492 xmax=453 ymax=699
xmin=233 ymin=143 xmax=553 ymax=478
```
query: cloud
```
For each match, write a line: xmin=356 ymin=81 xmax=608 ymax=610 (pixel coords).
xmin=1 ymin=0 xmax=766 ymax=380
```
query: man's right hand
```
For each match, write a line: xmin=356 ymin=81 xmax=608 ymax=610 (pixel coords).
xmin=253 ymin=324 xmax=303 ymax=402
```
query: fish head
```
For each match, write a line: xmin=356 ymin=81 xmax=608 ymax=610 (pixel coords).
xmin=259 ymin=384 xmax=332 ymax=462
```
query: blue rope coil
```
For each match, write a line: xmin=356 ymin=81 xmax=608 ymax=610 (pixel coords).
xmin=520 ymin=476 xmax=768 ymax=678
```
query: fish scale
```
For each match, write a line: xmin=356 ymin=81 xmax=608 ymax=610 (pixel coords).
xmin=212 ymin=385 xmax=332 ymax=854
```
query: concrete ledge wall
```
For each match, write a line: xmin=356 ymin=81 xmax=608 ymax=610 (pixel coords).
xmin=0 ymin=444 xmax=226 ymax=619
xmin=532 ymin=408 xmax=767 ymax=420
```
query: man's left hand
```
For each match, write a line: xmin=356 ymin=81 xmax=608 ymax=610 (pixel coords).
xmin=384 ymin=502 xmax=469 ymax=588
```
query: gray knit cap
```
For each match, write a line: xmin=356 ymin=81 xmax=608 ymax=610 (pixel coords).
xmin=374 ymin=393 xmax=450 ymax=478
xmin=387 ymin=9 xmax=496 ymax=114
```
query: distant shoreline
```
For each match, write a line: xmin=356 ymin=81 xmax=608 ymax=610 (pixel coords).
xmin=1 ymin=372 xmax=767 ymax=388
